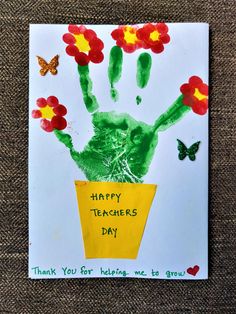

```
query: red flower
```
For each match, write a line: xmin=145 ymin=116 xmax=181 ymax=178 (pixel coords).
xmin=32 ymin=96 xmax=67 ymax=132
xmin=62 ymin=25 xmax=104 ymax=66
xmin=111 ymin=25 xmax=143 ymax=53
xmin=180 ymin=76 xmax=209 ymax=115
xmin=136 ymin=23 xmax=170 ymax=53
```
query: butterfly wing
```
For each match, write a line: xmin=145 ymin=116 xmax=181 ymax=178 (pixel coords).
xmin=188 ymin=154 xmax=196 ymax=161
xmin=37 ymin=56 xmax=49 ymax=76
xmin=177 ymin=139 xmax=187 ymax=160
xmin=188 ymin=141 xmax=201 ymax=161
xmin=48 ymin=55 xmax=59 ymax=75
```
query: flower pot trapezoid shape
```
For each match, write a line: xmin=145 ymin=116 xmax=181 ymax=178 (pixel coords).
xmin=75 ymin=181 xmax=157 ymax=259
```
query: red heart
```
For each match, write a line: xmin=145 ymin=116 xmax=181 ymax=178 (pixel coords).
xmin=187 ymin=265 xmax=200 ymax=276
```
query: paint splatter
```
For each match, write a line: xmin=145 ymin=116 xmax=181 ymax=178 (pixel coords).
xmin=108 ymin=46 xmax=123 ymax=101
xmin=77 ymin=65 xmax=99 ymax=113
xmin=136 ymin=96 xmax=142 ymax=105
xmin=136 ymin=53 xmax=152 ymax=88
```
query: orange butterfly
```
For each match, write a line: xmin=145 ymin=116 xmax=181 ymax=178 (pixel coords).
xmin=37 ymin=55 xmax=59 ymax=76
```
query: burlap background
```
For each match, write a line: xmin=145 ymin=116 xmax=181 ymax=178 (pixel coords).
xmin=1 ymin=0 xmax=236 ymax=313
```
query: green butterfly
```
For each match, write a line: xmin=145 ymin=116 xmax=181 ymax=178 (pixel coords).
xmin=177 ymin=139 xmax=201 ymax=161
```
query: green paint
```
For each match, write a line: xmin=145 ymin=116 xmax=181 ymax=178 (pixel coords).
xmin=108 ymin=46 xmax=123 ymax=84
xmin=54 ymin=129 xmax=82 ymax=166
xmin=108 ymin=46 xmax=123 ymax=101
xmin=137 ymin=53 xmax=152 ymax=89
xmin=154 ymin=95 xmax=191 ymax=132
xmin=78 ymin=65 xmax=99 ymax=113
xmin=177 ymin=139 xmax=201 ymax=161
xmin=110 ymin=88 xmax=119 ymax=102
xmin=136 ymin=96 xmax=142 ymax=105
xmin=54 ymin=95 xmax=192 ymax=183
xmin=54 ymin=129 xmax=73 ymax=149
xmin=54 ymin=112 xmax=158 ymax=183
xmin=77 ymin=111 xmax=159 ymax=182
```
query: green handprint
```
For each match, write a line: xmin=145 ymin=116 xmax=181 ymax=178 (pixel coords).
xmin=55 ymin=111 xmax=158 ymax=183
xmin=54 ymin=94 xmax=191 ymax=183
xmin=42 ymin=24 xmax=208 ymax=183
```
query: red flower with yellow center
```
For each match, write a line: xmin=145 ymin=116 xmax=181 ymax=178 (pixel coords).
xmin=63 ymin=25 xmax=104 ymax=66
xmin=180 ymin=76 xmax=209 ymax=115
xmin=136 ymin=23 xmax=170 ymax=53
xmin=32 ymin=96 xmax=67 ymax=132
xmin=111 ymin=25 xmax=143 ymax=53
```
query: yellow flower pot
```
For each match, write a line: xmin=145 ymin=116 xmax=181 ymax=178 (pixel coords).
xmin=74 ymin=181 xmax=157 ymax=259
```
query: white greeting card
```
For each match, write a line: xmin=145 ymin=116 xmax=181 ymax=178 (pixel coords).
xmin=29 ymin=23 xmax=209 ymax=279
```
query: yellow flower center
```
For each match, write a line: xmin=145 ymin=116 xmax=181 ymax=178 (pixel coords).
xmin=40 ymin=105 xmax=55 ymax=120
xmin=194 ymin=88 xmax=207 ymax=101
xmin=124 ymin=26 xmax=138 ymax=44
xmin=74 ymin=34 xmax=90 ymax=53
xmin=150 ymin=30 xmax=160 ymax=41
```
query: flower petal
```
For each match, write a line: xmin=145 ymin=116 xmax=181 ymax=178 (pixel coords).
xmin=89 ymin=50 xmax=104 ymax=63
xmin=182 ymin=95 xmax=194 ymax=106
xmin=75 ymin=52 xmax=90 ymax=66
xmin=111 ymin=29 xmax=124 ymax=40
xmin=84 ymin=29 xmax=97 ymax=41
xmin=141 ymin=41 xmax=150 ymax=49
xmin=198 ymin=83 xmax=209 ymax=95
xmin=144 ymin=23 xmax=156 ymax=33
xmin=116 ymin=38 xmax=125 ymax=48
xmin=68 ymin=24 xmax=86 ymax=34
xmin=36 ymin=97 xmax=47 ymax=108
xmin=160 ymin=33 xmax=170 ymax=44
xmin=123 ymin=44 xmax=136 ymax=53
xmin=89 ymin=37 xmax=104 ymax=51
xmin=40 ymin=119 xmax=54 ymax=132
xmin=32 ymin=110 xmax=42 ymax=118
xmin=189 ymin=76 xmax=203 ymax=87
xmin=151 ymin=43 xmax=164 ymax=53
xmin=192 ymin=100 xmax=208 ymax=115
xmin=62 ymin=33 xmax=76 ymax=44
xmin=180 ymin=83 xmax=195 ymax=95
xmin=53 ymin=104 xmax=67 ymax=116
xmin=47 ymin=96 xmax=59 ymax=107
xmin=51 ymin=116 xmax=67 ymax=130
xmin=156 ymin=23 xmax=168 ymax=34
xmin=136 ymin=27 xmax=145 ymax=40
xmin=66 ymin=44 xmax=79 ymax=57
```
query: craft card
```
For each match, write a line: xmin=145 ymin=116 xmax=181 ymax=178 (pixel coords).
xmin=29 ymin=23 xmax=209 ymax=279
